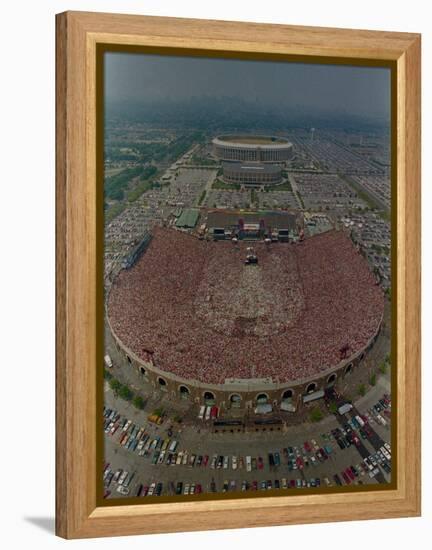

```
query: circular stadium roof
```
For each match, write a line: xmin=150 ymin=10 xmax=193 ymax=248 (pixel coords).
xmin=212 ymin=134 xmax=292 ymax=150
xmin=107 ymin=227 xmax=384 ymax=385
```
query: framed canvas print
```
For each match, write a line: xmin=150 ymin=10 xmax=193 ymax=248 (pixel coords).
xmin=56 ymin=11 xmax=421 ymax=539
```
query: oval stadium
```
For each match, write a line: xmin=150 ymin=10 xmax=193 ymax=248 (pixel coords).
xmin=212 ymin=134 xmax=293 ymax=163
xmin=107 ymin=226 xmax=384 ymax=412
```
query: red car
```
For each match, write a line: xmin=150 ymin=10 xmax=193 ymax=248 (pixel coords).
xmin=352 ymin=434 xmax=361 ymax=446
xmin=251 ymin=481 xmax=258 ymax=491
xmin=346 ymin=467 xmax=355 ymax=481
xmin=202 ymin=455 xmax=209 ymax=467
xmin=257 ymin=456 xmax=264 ymax=470
xmin=342 ymin=471 xmax=351 ymax=485
xmin=289 ymin=479 xmax=296 ymax=488
xmin=303 ymin=441 xmax=312 ymax=453
xmin=195 ymin=483 xmax=202 ymax=494
xmin=210 ymin=406 xmax=218 ymax=419
xmin=296 ymin=457 xmax=304 ymax=470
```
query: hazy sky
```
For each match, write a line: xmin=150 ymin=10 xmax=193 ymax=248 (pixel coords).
xmin=105 ymin=52 xmax=390 ymax=120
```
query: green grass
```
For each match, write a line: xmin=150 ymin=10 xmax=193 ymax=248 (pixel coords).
xmin=198 ymin=189 xmax=207 ymax=205
xmin=358 ymin=383 xmax=366 ymax=397
xmin=310 ymin=407 xmax=323 ymax=422
xmin=105 ymin=202 xmax=127 ymax=223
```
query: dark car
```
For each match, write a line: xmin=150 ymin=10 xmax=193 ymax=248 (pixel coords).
xmin=333 ymin=474 xmax=342 ymax=486
xmin=274 ymin=479 xmax=280 ymax=489
xmin=274 ymin=452 xmax=281 ymax=466
xmin=175 ymin=482 xmax=183 ymax=495
xmin=135 ymin=484 xmax=143 ymax=497
xmin=155 ymin=482 xmax=163 ymax=496
xmin=268 ymin=453 xmax=275 ymax=467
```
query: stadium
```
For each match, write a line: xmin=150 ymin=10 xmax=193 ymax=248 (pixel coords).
xmin=212 ymin=135 xmax=293 ymax=163
xmin=107 ymin=223 xmax=384 ymax=413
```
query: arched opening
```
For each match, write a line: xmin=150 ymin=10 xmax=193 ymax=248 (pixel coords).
xmin=229 ymin=394 xmax=241 ymax=409
xmin=327 ymin=373 xmax=337 ymax=387
xmin=359 ymin=352 xmax=365 ymax=361
xmin=345 ymin=363 xmax=353 ymax=376
xmin=126 ymin=355 xmax=132 ymax=365
xmin=158 ymin=377 xmax=167 ymax=391
xmin=179 ymin=385 xmax=190 ymax=399
xmin=203 ymin=391 xmax=215 ymax=406
xmin=256 ymin=393 xmax=269 ymax=404
xmin=140 ymin=367 xmax=146 ymax=376
xmin=282 ymin=389 xmax=293 ymax=400
xmin=306 ymin=382 xmax=317 ymax=394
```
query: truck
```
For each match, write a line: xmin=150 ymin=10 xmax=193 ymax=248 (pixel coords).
xmin=104 ymin=354 xmax=113 ymax=368
xmin=338 ymin=402 xmax=353 ymax=415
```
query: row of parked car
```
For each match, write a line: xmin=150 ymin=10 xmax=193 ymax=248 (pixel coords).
xmin=333 ymin=441 xmax=392 ymax=486
xmin=364 ymin=394 xmax=391 ymax=428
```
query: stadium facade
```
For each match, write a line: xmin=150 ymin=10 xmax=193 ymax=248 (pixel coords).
xmin=221 ymin=161 xmax=282 ymax=186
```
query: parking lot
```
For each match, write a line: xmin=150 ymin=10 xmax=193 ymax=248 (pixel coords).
xmin=103 ymin=385 xmax=391 ymax=499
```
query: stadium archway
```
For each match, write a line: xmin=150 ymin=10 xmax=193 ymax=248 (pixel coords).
xmin=306 ymin=382 xmax=317 ymax=394
xmin=344 ymin=363 xmax=353 ymax=376
xmin=158 ymin=377 xmax=168 ymax=391
xmin=140 ymin=367 xmax=146 ymax=376
xmin=256 ymin=393 xmax=269 ymax=404
xmin=179 ymin=385 xmax=190 ymax=399
xmin=126 ymin=354 xmax=132 ymax=365
xmin=281 ymin=389 xmax=293 ymax=400
xmin=203 ymin=391 xmax=215 ymax=406
xmin=326 ymin=373 xmax=337 ymax=387
xmin=229 ymin=393 xmax=242 ymax=408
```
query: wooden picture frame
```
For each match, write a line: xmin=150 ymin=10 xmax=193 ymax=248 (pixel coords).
xmin=56 ymin=11 xmax=421 ymax=539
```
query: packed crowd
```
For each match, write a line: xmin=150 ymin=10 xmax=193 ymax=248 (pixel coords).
xmin=108 ymin=227 xmax=384 ymax=384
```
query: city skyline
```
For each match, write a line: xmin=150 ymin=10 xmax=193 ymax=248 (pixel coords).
xmin=104 ymin=52 xmax=391 ymax=123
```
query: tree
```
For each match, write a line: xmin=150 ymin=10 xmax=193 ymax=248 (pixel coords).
xmin=103 ymin=368 xmax=113 ymax=381
xmin=310 ymin=407 xmax=323 ymax=422
xmin=358 ymin=383 xmax=366 ymax=397
xmin=109 ymin=378 xmax=121 ymax=393
xmin=118 ymin=385 xmax=133 ymax=401
xmin=133 ymin=396 xmax=145 ymax=409
xmin=369 ymin=373 xmax=377 ymax=386
xmin=328 ymin=402 xmax=338 ymax=414
xmin=378 ymin=362 xmax=388 ymax=375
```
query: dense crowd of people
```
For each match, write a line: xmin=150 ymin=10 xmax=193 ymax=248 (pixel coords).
xmin=107 ymin=227 xmax=384 ymax=384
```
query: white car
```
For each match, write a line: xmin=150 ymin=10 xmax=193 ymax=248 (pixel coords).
xmin=223 ymin=456 xmax=229 ymax=469
xmin=232 ymin=456 xmax=238 ymax=470
xmin=122 ymin=420 xmax=132 ymax=432
xmin=116 ymin=485 xmax=129 ymax=495
xmin=182 ymin=452 xmax=189 ymax=465
xmin=183 ymin=483 xmax=190 ymax=495
xmin=246 ymin=456 xmax=252 ymax=472
xmin=118 ymin=470 xmax=128 ymax=485
xmin=148 ymin=483 xmax=156 ymax=496
xmin=384 ymin=442 xmax=391 ymax=453
xmin=157 ymin=450 xmax=166 ymax=464
xmin=176 ymin=451 xmax=184 ymax=465
xmin=381 ymin=446 xmax=391 ymax=460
